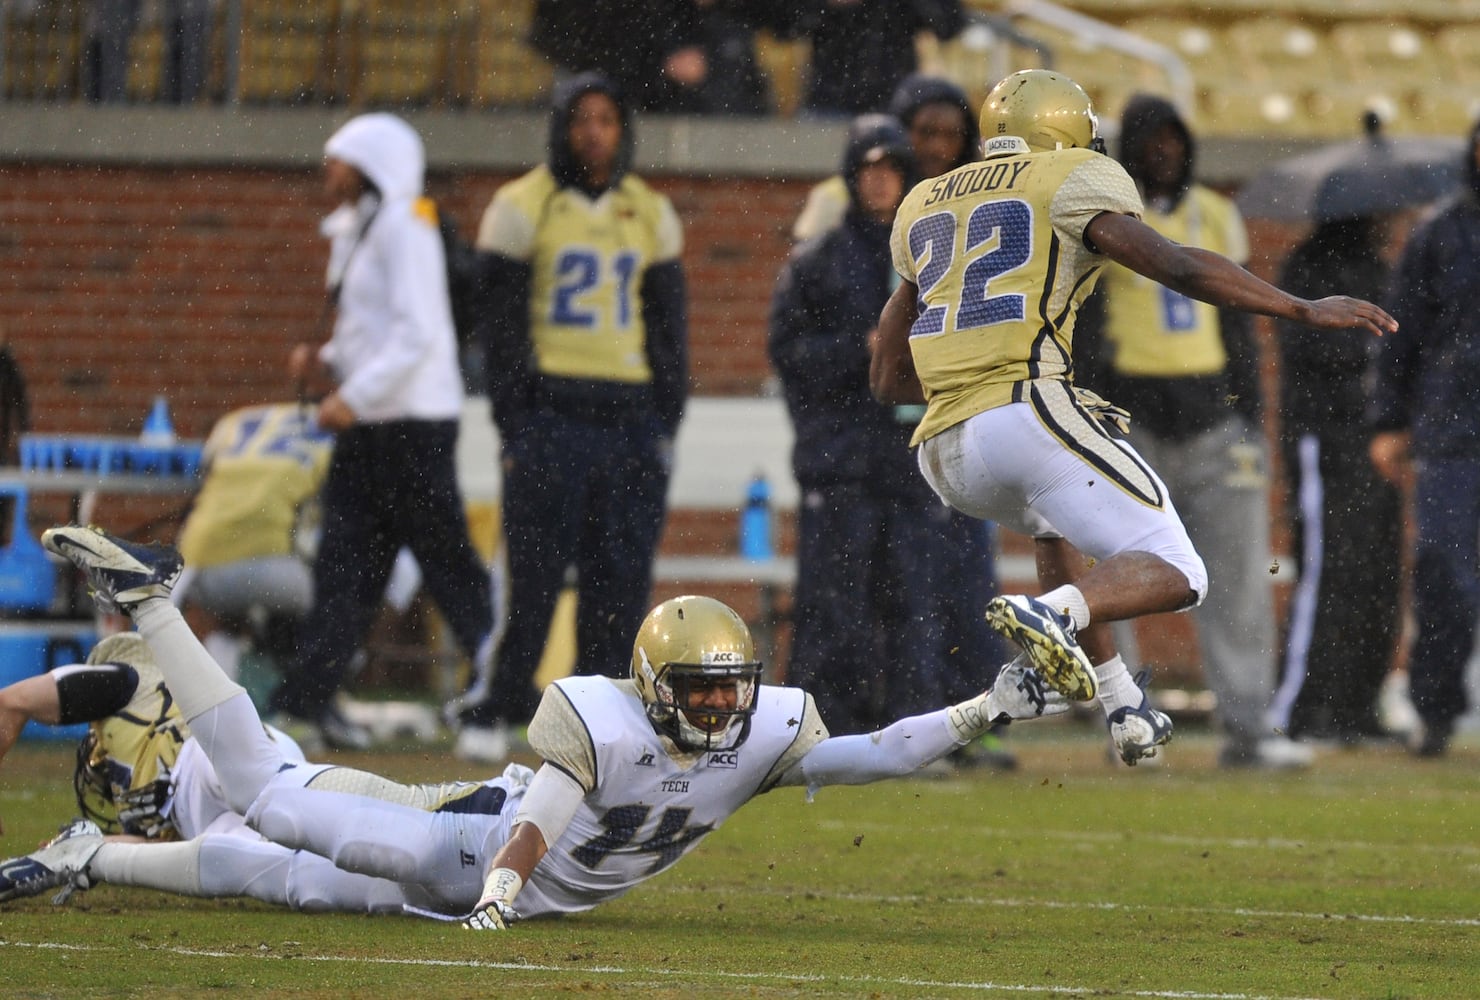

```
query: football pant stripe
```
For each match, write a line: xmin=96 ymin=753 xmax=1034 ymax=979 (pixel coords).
xmin=1027 ymin=381 xmax=1165 ymax=509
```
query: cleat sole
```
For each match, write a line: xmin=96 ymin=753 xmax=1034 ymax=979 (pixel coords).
xmin=985 ymin=598 xmax=1099 ymax=702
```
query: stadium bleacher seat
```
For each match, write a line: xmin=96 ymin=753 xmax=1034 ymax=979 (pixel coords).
xmin=344 ymin=0 xmax=458 ymax=108
xmin=1412 ymin=27 xmax=1480 ymax=134
xmin=1436 ymin=23 xmax=1480 ymax=87
xmin=1224 ymin=17 xmax=1338 ymax=89
xmin=1328 ymin=21 xmax=1439 ymax=118
xmin=467 ymin=0 xmax=553 ymax=109
xmin=1121 ymin=18 xmax=1236 ymax=85
xmin=125 ymin=22 xmax=163 ymax=103
xmin=3 ymin=0 xmax=82 ymax=101
xmin=1199 ymin=83 xmax=1311 ymax=137
xmin=995 ymin=19 xmax=1153 ymax=124
xmin=232 ymin=0 xmax=343 ymax=105
xmin=755 ymin=30 xmax=809 ymax=118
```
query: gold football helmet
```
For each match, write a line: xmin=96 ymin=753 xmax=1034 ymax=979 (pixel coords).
xmin=979 ymin=69 xmax=1100 ymax=153
xmin=72 ymin=633 xmax=186 ymax=838
xmin=630 ymin=596 xmax=763 ymax=752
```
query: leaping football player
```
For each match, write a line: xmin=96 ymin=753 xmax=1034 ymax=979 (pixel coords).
xmin=870 ymin=69 xmax=1396 ymax=764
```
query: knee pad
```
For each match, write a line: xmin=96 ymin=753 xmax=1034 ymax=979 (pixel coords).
xmin=283 ymin=851 xmax=408 ymax=915
xmin=328 ymin=834 xmax=422 ymax=884
xmin=245 ymin=785 xmax=311 ymax=849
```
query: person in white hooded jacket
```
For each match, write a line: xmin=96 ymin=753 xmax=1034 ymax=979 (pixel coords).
xmin=270 ymin=113 xmax=494 ymax=750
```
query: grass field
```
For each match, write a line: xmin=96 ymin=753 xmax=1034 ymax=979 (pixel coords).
xmin=0 ymin=719 xmax=1475 ymax=999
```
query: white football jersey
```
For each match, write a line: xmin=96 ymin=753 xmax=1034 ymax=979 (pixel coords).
xmin=516 ymin=676 xmax=825 ymax=917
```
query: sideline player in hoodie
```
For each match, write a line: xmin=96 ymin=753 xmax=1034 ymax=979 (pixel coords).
xmin=454 ymin=74 xmax=689 ymax=763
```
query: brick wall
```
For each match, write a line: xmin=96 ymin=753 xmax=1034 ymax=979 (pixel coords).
xmin=0 ymin=161 xmax=1306 ymax=684
xmin=0 ymin=165 xmax=810 ymax=434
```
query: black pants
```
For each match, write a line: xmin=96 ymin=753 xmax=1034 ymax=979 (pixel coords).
xmin=1276 ymin=428 xmax=1402 ymax=739
xmin=273 ymin=420 xmax=492 ymax=718
xmin=465 ymin=411 xmax=669 ymax=727
xmin=788 ymin=480 xmax=958 ymax=734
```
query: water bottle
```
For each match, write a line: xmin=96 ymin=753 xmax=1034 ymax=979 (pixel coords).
xmin=738 ymin=473 xmax=773 ymax=561
xmin=136 ymin=395 xmax=176 ymax=474
xmin=140 ymin=395 xmax=176 ymax=447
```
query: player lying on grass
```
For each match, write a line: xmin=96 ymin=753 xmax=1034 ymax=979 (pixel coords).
xmin=0 ymin=631 xmax=301 ymax=844
xmin=1 ymin=524 xmax=1072 ymax=926
xmin=0 ymin=632 xmax=545 ymax=912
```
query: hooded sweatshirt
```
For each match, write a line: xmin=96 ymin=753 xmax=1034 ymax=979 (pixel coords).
xmin=475 ymin=73 xmax=687 ymax=436
xmin=1076 ymin=95 xmax=1260 ymax=440
xmin=319 ymin=113 xmax=462 ymax=422
xmin=886 ymin=73 xmax=980 ymax=172
xmin=793 ymin=75 xmax=978 ymax=243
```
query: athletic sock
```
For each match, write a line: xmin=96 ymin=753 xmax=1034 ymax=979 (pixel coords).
xmin=90 ymin=840 xmax=203 ymax=896
xmin=131 ymin=597 xmax=246 ymax=720
xmin=1092 ymin=654 xmax=1142 ymax=717
xmin=1038 ymin=584 xmax=1090 ymax=632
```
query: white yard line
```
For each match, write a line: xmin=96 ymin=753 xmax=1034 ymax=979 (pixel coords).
xmin=667 ymin=883 xmax=1480 ymax=928
xmin=0 ymin=938 xmax=1344 ymax=1000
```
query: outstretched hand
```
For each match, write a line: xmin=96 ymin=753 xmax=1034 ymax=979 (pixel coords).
xmin=462 ymin=898 xmax=518 ymax=931
xmin=1304 ymin=296 xmax=1397 ymax=337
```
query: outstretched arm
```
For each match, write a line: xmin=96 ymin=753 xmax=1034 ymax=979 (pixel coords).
xmin=1086 ymin=212 xmax=1397 ymax=337
xmin=462 ymin=762 xmax=584 ymax=931
xmin=0 ymin=673 xmax=63 ymax=836
xmin=0 ymin=673 xmax=61 ymax=769
xmin=777 ymin=661 xmax=1067 ymax=793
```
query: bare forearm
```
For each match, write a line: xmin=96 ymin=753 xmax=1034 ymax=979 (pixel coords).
xmin=487 ymin=821 xmax=547 ymax=886
xmin=1163 ymin=247 xmax=1306 ymax=322
xmin=0 ymin=707 xmax=26 ymax=769
xmin=870 ymin=281 xmax=925 ymax=403
xmin=1089 ymin=212 xmax=1395 ymax=337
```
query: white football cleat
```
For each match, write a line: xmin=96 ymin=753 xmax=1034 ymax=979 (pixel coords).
xmin=454 ymin=722 xmax=514 ymax=764
xmin=1106 ymin=671 xmax=1174 ymax=766
xmin=988 ymin=655 xmax=1072 ymax=722
xmin=0 ymin=819 xmax=104 ymax=904
xmin=41 ymin=524 xmax=182 ymax=614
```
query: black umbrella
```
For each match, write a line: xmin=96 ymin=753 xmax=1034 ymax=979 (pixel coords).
xmin=1237 ymin=131 xmax=1463 ymax=223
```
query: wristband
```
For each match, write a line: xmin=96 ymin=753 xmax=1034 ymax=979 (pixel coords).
xmin=479 ymin=866 xmax=523 ymax=907
xmin=946 ymin=691 xmax=996 ymax=743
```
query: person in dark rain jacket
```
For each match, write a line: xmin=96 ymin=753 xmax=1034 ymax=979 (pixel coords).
xmin=770 ymin=116 xmax=956 ymax=733
xmin=1369 ymin=116 xmax=1480 ymax=757
xmin=1269 ymin=215 xmax=1402 ymax=746
xmin=797 ymin=0 xmax=965 ymax=116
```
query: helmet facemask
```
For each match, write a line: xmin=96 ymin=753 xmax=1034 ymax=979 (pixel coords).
xmin=637 ymin=647 xmax=761 ymax=753
xmin=73 ymin=730 xmax=122 ymax=834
